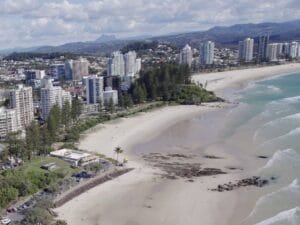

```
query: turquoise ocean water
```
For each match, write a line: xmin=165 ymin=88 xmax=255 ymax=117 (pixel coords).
xmin=223 ymin=72 xmax=300 ymax=224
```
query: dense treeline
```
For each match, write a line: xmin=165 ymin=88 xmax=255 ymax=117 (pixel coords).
xmin=4 ymin=52 xmax=79 ymax=61
xmin=129 ymin=63 xmax=219 ymax=104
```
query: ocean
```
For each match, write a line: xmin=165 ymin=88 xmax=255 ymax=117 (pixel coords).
xmin=223 ymin=72 xmax=300 ymax=225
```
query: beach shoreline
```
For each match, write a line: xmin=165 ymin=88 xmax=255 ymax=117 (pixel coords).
xmin=55 ymin=63 xmax=300 ymax=225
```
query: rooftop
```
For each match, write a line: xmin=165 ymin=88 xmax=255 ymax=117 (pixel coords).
xmin=50 ymin=149 xmax=91 ymax=161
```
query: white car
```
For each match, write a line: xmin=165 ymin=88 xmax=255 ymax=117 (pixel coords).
xmin=1 ymin=217 xmax=11 ymax=225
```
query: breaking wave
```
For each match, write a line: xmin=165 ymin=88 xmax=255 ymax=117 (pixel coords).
xmin=244 ymin=179 xmax=300 ymax=224
xmin=254 ymin=207 xmax=300 ymax=225
xmin=259 ymin=149 xmax=300 ymax=175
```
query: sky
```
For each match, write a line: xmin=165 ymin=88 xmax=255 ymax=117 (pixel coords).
xmin=0 ymin=0 xmax=300 ymax=50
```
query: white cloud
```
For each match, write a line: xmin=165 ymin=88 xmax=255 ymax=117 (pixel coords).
xmin=0 ymin=0 xmax=41 ymax=14
xmin=0 ymin=0 xmax=300 ymax=49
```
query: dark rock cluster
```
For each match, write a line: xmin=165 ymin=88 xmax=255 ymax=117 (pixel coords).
xmin=210 ymin=176 xmax=269 ymax=192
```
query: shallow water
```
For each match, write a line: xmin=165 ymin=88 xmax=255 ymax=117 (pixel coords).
xmin=226 ymin=72 xmax=300 ymax=225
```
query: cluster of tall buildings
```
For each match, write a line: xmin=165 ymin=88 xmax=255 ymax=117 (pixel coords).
xmin=23 ymin=58 xmax=89 ymax=90
xmin=179 ymin=36 xmax=300 ymax=67
xmin=239 ymin=35 xmax=300 ymax=63
xmin=107 ymin=51 xmax=142 ymax=91
xmin=108 ymin=51 xmax=141 ymax=77
xmin=65 ymin=58 xmax=89 ymax=81
xmin=0 ymin=85 xmax=34 ymax=139
xmin=83 ymin=75 xmax=118 ymax=106
xmin=81 ymin=51 xmax=143 ymax=109
xmin=179 ymin=41 xmax=215 ymax=67
xmin=49 ymin=58 xmax=89 ymax=81
xmin=40 ymin=78 xmax=72 ymax=119
xmin=0 ymin=77 xmax=75 ymax=139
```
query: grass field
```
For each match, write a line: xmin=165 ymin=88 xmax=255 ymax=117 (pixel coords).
xmin=20 ymin=156 xmax=79 ymax=176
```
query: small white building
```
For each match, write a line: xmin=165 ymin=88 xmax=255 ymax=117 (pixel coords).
xmin=82 ymin=103 xmax=99 ymax=115
xmin=103 ymin=87 xmax=118 ymax=106
xmin=50 ymin=149 xmax=99 ymax=167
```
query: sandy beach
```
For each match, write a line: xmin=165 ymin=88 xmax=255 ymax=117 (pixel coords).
xmin=193 ymin=63 xmax=300 ymax=93
xmin=55 ymin=63 xmax=300 ymax=225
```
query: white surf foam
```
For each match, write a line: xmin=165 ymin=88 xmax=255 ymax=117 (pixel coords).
xmin=260 ymin=127 xmax=300 ymax=148
xmin=253 ymin=113 xmax=300 ymax=142
xmin=254 ymin=207 xmax=300 ymax=225
xmin=267 ymin=95 xmax=300 ymax=111
xmin=260 ymin=149 xmax=300 ymax=172
xmin=242 ymin=83 xmax=282 ymax=95
xmin=244 ymin=179 xmax=300 ymax=224
xmin=265 ymin=85 xmax=283 ymax=94
xmin=260 ymin=113 xmax=300 ymax=129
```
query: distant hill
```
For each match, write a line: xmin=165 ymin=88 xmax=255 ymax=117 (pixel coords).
xmin=153 ymin=20 xmax=300 ymax=48
xmin=2 ymin=19 xmax=300 ymax=55
xmin=94 ymin=34 xmax=117 ymax=43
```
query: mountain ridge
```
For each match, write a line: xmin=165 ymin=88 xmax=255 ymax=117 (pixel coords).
xmin=2 ymin=19 xmax=300 ymax=55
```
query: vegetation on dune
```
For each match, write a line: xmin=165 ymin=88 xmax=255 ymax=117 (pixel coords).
xmin=129 ymin=63 xmax=219 ymax=104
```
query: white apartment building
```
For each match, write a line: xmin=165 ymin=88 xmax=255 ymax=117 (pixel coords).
xmin=266 ymin=43 xmax=279 ymax=62
xmin=282 ymin=42 xmax=290 ymax=56
xmin=135 ymin=58 xmax=142 ymax=74
xmin=65 ymin=58 xmax=89 ymax=81
xmin=125 ymin=51 xmax=138 ymax=77
xmin=0 ymin=108 xmax=18 ymax=139
xmin=40 ymin=79 xmax=72 ymax=120
xmin=8 ymin=85 xmax=34 ymax=129
xmin=62 ymin=90 xmax=72 ymax=106
xmin=289 ymin=42 xmax=299 ymax=59
xmin=238 ymin=38 xmax=254 ymax=63
xmin=179 ymin=44 xmax=193 ymax=67
xmin=107 ymin=51 xmax=125 ymax=77
xmin=199 ymin=41 xmax=215 ymax=65
xmin=276 ymin=43 xmax=284 ymax=57
xmin=103 ymin=87 xmax=118 ymax=106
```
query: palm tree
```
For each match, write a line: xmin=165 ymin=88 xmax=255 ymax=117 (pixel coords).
xmin=114 ymin=146 xmax=124 ymax=164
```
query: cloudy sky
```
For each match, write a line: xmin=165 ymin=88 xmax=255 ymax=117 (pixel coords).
xmin=0 ymin=0 xmax=299 ymax=49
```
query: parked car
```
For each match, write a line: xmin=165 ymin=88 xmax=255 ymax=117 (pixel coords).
xmin=72 ymin=171 xmax=92 ymax=179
